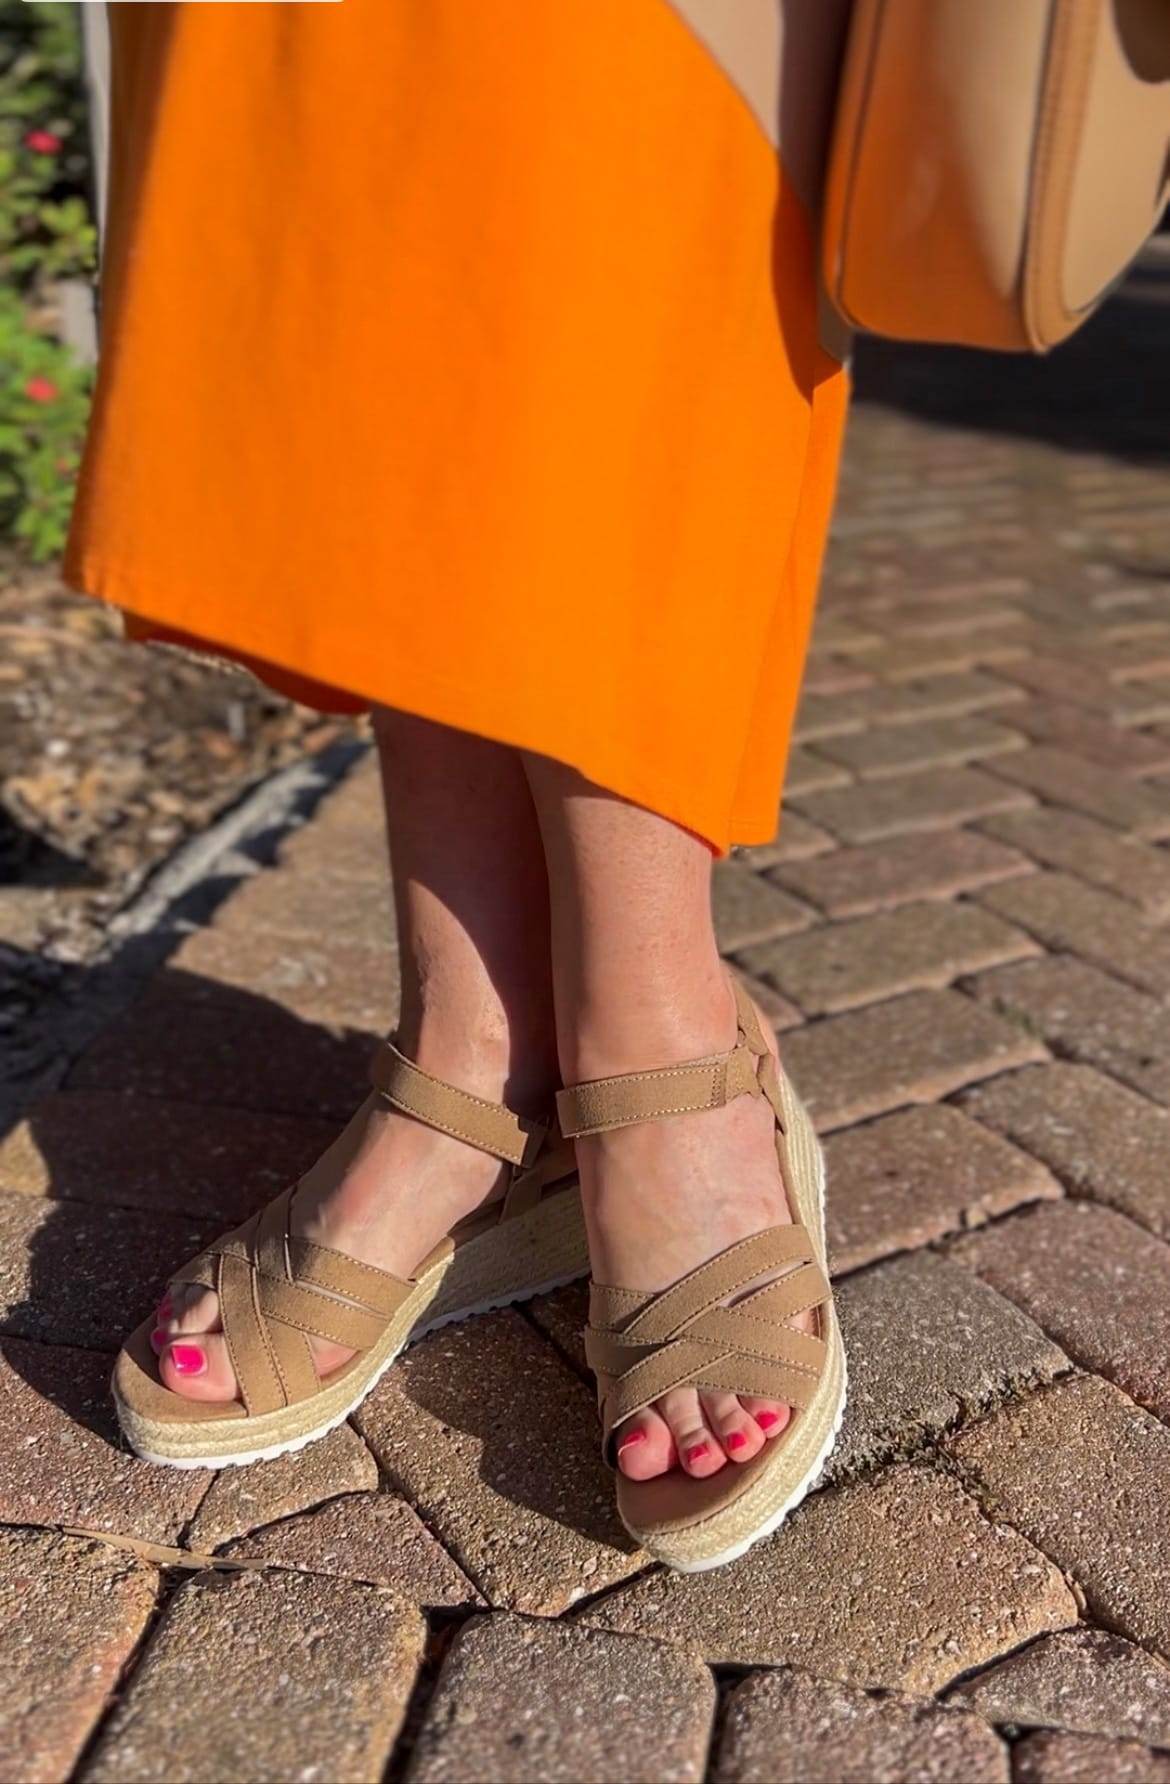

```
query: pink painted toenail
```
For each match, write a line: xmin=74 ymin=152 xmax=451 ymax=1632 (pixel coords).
xmin=169 ymin=1345 xmax=205 ymax=1376
xmin=618 ymin=1429 xmax=646 ymax=1451
xmin=757 ymin=1411 xmax=780 ymax=1430
xmin=726 ymin=1430 xmax=749 ymax=1450
xmin=684 ymin=1443 xmax=710 ymax=1465
xmin=158 ymin=1296 xmax=173 ymax=1320
xmin=149 ymin=1327 xmax=168 ymax=1353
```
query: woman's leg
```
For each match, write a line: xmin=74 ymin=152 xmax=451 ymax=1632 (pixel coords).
xmin=155 ymin=710 xmax=558 ymax=1401
xmin=523 ymin=755 xmax=800 ymax=1480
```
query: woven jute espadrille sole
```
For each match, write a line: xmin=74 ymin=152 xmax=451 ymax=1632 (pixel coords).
xmin=626 ymin=1073 xmax=847 ymax=1574
xmin=114 ymin=1186 xmax=589 ymax=1470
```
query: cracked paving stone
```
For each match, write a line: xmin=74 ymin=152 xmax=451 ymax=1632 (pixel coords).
xmin=976 ymin=873 xmax=1170 ymax=1000
xmin=0 ymin=1526 xmax=158 ymax=1784
xmin=960 ymin=1063 xmax=1170 ymax=1240
xmin=222 ymin=1491 xmax=482 ymax=1608
xmin=713 ymin=1667 xmax=1009 ymax=1784
xmin=949 ymin=1200 xmax=1170 ymax=1423
xmin=948 ymin=1627 xmax=1170 ymax=1747
xmin=823 ymin=1103 xmax=1060 ymax=1275
xmin=82 ymin=1569 xmax=423 ymax=1784
xmin=0 ymin=1190 xmax=217 ymax=1352
xmin=0 ymin=1338 xmax=209 ymax=1543
xmin=970 ymin=955 xmax=1170 ymax=1110
xmin=353 ymin=1309 xmax=643 ymax=1615
xmin=578 ymin=1464 xmax=1075 ymax=1691
xmin=407 ymin=1614 xmax=715 ymax=1784
xmin=526 ymin=1278 xmax=589 ymax=1375
xmin=185 ymin=1422 xmax=378 ymax=1550
xmin=827 ymin=1252 xmax=1067 ymax=1483
xmin=530 ymin=1237 xmax=1068 ymax=1474
xmin=950 ymin=1376 xmax=1170 ymax=1659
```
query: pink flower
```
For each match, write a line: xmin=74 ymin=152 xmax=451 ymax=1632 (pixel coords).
xmin=24 ymin=130 xmax=62 ymax=156
xmin=24 ymin=376 xmax=58 ymax=404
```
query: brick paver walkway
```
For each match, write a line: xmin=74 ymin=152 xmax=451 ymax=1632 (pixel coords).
xmin=4 ymin=267 xmax=1170 ymax=1782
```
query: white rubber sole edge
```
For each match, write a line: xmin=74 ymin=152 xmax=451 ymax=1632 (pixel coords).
xmin=119 ymin=1266 xmax=586 ymax=1471
xmin=644 ymin=1128 xmax=848 ymax=1576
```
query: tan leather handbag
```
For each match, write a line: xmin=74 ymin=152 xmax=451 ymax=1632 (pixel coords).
xmin=821 ymin=0 xmax=1170 ymax=352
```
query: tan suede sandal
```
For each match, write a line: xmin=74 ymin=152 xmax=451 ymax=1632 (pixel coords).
xmin=556 ymin=980 xmax=846 ymax=1573
xmin=114 ymin=1040 xmax=587 ymax=1469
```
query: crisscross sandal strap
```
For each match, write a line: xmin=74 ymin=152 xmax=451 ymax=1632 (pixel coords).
xmin=171 ymin=1185 xmax=415 ymax=1417
xmin=585 ymin=1223 xmax=832 ymax=1461
xmin=617 ymin=1227 xmax=814 ymax=1343
xmin=599 ymin=1344 xmax=824 ymax=1443
xmin=555 ymin=977 xmax=779 ymax=1140
xmin=372 ymin=1039 xmax=546 ymax=1167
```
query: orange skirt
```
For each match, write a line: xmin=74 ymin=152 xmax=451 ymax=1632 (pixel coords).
xmin=65 ymin=0 xmax=849 ymax=853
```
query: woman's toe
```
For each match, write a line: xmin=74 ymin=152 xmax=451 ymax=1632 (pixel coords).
xmin=157 ymin=1282 xmax=216 ymax=1338
xmin=701 ymin=1391 xmax=765 ymax=1462
xmin=157 ymin=1332 xmax=239 ymax=1402
xmin=659 ymin=1388 xmax=727 ymax=1477
xmin=616 ymin=1405 xmax=677 ymax=1480
xmin=175 ymin=1286 xmax=219 ymax=1331
xmin=740 ymin=1397 xmax=792 ymax=1439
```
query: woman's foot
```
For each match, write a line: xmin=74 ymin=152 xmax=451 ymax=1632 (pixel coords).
xmin=152 ymin=1032 xmax=543 ymax=1402
xmin=151 ymin=706 xmax=566 ymax=1404
xmin=576 ymin=980 xmax=808 ymax=1483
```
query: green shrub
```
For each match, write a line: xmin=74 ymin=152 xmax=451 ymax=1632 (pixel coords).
xmin=0 ymin=1 xmax=95 ymax=559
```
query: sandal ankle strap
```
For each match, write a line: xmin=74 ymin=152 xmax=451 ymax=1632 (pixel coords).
xmin=371 ymin=1039 xmax=546 ymax=1167
xmin=556 ymin=978 xmax=781 ymax=1140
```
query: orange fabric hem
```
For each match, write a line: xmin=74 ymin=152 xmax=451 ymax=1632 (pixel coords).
xmin=67 ymin=556 xmax=769 ymax=854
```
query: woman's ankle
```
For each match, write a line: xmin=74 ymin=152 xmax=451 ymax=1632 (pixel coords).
xmin=397 ymin=1000 xmax=560 ymax=1115
xmin=567 ymin=966 xmax=737 ymax=1084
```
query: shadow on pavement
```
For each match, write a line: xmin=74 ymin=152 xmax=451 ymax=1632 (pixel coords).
xmin=2 ymin=953 xmax=372 ymax=1439
xmin=853 ymin=260 xmax=1170 ymax=467
xmin=1 ymin=958 xmax=617 ymax=1547
xmin=0 ymin=808 xmax=103 ymax=890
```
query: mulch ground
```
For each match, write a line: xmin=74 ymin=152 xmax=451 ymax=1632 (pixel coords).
xmin=0 ymin=553 xmax=364 ymax=1083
